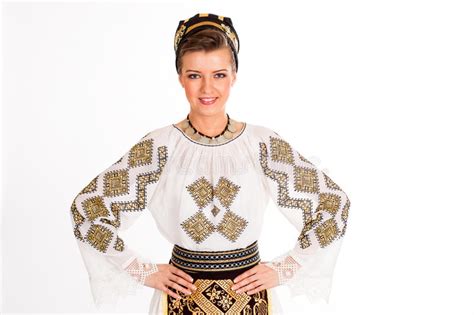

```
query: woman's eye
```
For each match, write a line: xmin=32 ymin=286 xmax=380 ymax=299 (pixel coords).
xmin=188 ymin=74 xmax=200 ymax=79
xmin=215 ymin=73 xmax=226 ymax=78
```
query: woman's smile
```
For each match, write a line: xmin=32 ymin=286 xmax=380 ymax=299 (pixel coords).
xmin=199 ymin=97 xmax=218 ymax=105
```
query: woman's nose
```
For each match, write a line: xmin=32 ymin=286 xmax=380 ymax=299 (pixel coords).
xmin=200 ymin=77 xmax=213 ymax=93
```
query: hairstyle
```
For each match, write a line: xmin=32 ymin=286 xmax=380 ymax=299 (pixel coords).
xmin=176 ymin=28 xmax=237 ymax=75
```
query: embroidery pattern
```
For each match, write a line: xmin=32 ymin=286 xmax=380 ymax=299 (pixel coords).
xmin=70 ymin=138 xmax=168 ymax=254
xmin=181 ymin=176 xmax=248 ymax=244
xmin=181 ymin=210 xmax=216 ymax=244
xmin=258 ymin=134 xmax=350 ymax=249
xmin=167 ymin=279 xmax=269 ymax=315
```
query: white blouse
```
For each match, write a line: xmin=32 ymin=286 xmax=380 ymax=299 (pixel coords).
xmin=70 ymin=122 xmax=351 ymax=314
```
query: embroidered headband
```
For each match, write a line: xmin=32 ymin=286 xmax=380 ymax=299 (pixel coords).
xmin=174 ymin=13 xmax=240 ymax=73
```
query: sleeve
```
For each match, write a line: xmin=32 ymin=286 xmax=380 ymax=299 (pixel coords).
xmin=257 ymin=129 xmax=351 ymax=304
xmin=69 ymin=129 xmax=169 ymax=308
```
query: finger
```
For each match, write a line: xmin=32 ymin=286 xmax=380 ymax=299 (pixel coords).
xmin=233 ymin=266 xmax=258 ymax=283
xmin=165 ymin=279 xmax=193 ymax=295
xmin=171 ymin=266 xmax=194 ymax=283
xmin=232 ymin=271 xmax=260 ymax=290
xmin=169 ymin=274 xmax=197 ymax=291
xmin=246 ymin=284 xmax=266 ymax=295
xmin=159 ymin=284 xmax=181 ymax=300
xmin=235 ymin=280 xmax=262 ymax=294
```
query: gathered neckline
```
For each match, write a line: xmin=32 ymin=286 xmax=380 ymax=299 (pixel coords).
xmin=171 ymin=122 xmax=248 ymax=147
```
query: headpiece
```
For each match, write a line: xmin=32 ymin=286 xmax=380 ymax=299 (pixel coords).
xmin=174 ymin=13 xmax=240 ymax=73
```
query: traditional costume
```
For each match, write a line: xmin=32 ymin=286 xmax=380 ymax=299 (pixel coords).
xmin=70 ymin=13 xmax=350 ymax=315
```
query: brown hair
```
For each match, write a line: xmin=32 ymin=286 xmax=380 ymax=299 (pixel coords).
xmin=176 ymin=28 xmax=237 ymax=75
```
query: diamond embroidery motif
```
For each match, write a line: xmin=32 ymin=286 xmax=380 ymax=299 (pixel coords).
xmin=211 ymin=205 xmax=221 ymax=217
xmin=317 ymin=193 xmax=341 ymax=215
xmin=214 ymin=177 xmax=240 ymax=209
xmin=269 ymin=136 xmax=294 ymax=165
xmin=293 ymin=165 xmax=319 ymax=194
xmin=181 ymin=210 xmax=216 ymax=243
xmin=216 ymin=210 xmax=248 ymax=242
xmin=316 ymin=218 xmax=340 ymax=247
xmin=128 ymin=139 xmax=153 ymax=168
xmin=103 ymin=169 xmax=129 ymax=197
xmin=85 ymin=224 xmax=113 ymax=253
xmin=186 ymin=177 xmax=214 ymax=209
xmin=82 ymin=196 xmax=109 ymax=221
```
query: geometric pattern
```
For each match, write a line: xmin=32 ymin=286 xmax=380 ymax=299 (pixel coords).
xmin=166 ymin=279 xmax=269 ymax=315
xmin=216 ymin=210 xmax=248 ymax=242
xmin=182 ymin=176 xmax=247 ymax=244
xmin=103 ymin=169 xmax=129 ymax=197
xmin=293 ymin=165 xmax=319 ymax=193
xmin=85 ymin=224 xmax=113 ymax=253
xmin=214 ymin=177 xmax=240 ymax=209
xmin=269 ymin=136 xmax=294 ymax=165
xmin=211 ymin=205 xmax=221 ymax=217
xmin=70 ymin=135 xmax=169 ymax=255
xmin=258 ymin=133 xmax=351 ymax=249
xmin=186 ymin=177 xmax=214 ymax=209
xmin=180 ymin=210 xmax=216 ymax=244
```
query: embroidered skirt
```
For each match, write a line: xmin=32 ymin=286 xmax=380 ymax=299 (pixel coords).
xmin=160 ymin=240 xmax=272 ymax=314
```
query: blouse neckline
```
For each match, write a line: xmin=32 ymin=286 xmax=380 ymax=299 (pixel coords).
xmin=171 ymin=122 xmax=248 ymax=147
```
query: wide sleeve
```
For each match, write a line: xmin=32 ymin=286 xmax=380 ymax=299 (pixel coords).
xmin=257 ymin=129 xmax=351 ymax=304
xmin=69 ymin=129 xmax=169 ymax=308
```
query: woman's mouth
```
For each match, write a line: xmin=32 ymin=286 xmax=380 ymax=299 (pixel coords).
xmin=199 ymin=97 xmax=218 ymax=105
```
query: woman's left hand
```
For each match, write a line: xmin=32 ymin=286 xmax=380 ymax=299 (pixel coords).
xmin=231 ymin=262 xmax=279 ymax=295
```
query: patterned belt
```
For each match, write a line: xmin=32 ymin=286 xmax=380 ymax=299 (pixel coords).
xmin=170 ymin=240 xmax=260 ymax=273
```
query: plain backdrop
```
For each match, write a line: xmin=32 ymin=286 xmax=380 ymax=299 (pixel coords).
xmin=2 ymin=0 xmax=474 ymax=314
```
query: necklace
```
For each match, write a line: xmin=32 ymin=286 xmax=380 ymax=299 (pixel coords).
xmin=181 ymin=113 xmax=239 ymax=144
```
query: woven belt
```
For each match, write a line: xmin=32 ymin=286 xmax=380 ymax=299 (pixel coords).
xmin=170 ymin=240 xmax=260 ymax=272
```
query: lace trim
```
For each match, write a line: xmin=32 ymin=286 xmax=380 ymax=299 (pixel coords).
xmin=123 ymin=257 xmax=159 ymax=286
xmin=265 ymin=254 xmax=301 ymax=285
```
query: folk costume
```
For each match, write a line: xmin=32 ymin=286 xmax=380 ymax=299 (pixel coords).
xmin=70 ymin=13 xmax=351 ymax=315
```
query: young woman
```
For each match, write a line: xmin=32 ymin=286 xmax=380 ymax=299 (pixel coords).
xmin=70 ymin=12 xmax=351 ymax=314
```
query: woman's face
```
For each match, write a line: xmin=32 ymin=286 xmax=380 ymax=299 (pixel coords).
xmin=178 ymin=47 xmax=237 ymax=118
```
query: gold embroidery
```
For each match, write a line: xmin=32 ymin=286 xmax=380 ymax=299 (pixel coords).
xmin=317 ymin=193 xmax=341 ymax=215
xmin=128 ymin=138 xmax=153 ymax=168
xmin=79 ymin=176 xmax=98 ymax=194
xmin=211 ymin=205 xmax=221 ymax=217
xmin=183 ymin=176 xmax=247 ymax=244
xmin=85 ymin=224 xmax=113 ymax=253
xmin=293 ymin=165 xmax=319 ymax=194
xmin=214 ymin=177 xmax=240 ymax=209
xmin=82 ymin=196 xmax=109 ymax=221
xmin=71 ymin=139 xmax=168 ymax=255
xmin=316 ymin=218 xmax=341 ymax=247
xmin=181 ymin=210 xmax=216 ymax=243
xmin=187 ymin=177 xmax=214 ymax=209
xmin=216 ymin=210 xmax=248 ymax=242
xmin=103 ymin=169 xmax=129 ymax=197
xmin=167 ymin=279 xmax=269 ymax=314
xmin=269 ymin=136 xmax=294 ymax=165
xmin=259 ymin=133 xmax=351 ymax=249
xmin=113 ymin=236 xmax=124 ymax=251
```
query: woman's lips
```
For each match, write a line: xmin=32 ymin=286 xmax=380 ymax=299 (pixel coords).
xmin=199 ymin=97 xmax=217 ymax=105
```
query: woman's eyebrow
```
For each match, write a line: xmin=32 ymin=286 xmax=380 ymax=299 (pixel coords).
xmin=185 ymin=69 xmax=228 ymax=73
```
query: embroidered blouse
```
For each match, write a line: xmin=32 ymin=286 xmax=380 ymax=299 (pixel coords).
xmin=69 ymin=122 xmax=351 ymax=314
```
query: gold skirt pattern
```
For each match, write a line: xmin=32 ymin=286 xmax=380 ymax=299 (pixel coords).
xmin=161 ymin=241 xmax=272 ymax=314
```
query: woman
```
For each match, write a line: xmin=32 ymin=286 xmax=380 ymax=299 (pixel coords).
xmin=70 ymin=13 xmax=351 ymax=314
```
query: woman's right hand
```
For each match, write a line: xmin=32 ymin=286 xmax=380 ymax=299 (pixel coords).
xmin=144 ymin=264 xmax=197 ymax=300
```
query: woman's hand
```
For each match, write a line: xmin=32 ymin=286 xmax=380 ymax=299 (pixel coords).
xmin=231 ymin=262 xmax=279 ymax=295
xmin=144 ymin=264 xmax=197 ymax=300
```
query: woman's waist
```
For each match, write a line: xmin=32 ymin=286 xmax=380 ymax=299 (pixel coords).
xmin=169 ymin=240 xmax=260 ymax=279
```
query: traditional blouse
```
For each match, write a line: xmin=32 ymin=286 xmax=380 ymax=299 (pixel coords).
xmin=70 ymin=122 xmax=351 ymax=314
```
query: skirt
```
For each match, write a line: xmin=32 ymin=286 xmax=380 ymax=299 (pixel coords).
xmin=160 ymin=240 xmax=272 ymax=315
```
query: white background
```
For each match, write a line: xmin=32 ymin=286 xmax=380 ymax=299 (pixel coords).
xmin=2 ymin=0 xmax=474 ymax=314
